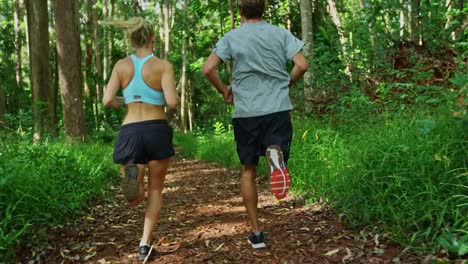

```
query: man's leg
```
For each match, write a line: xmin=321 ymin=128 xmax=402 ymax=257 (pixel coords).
xmin=242 ymin=164 xmax=267 ymax=248
xmin=241 ymin=164 xmax=260 ymax=232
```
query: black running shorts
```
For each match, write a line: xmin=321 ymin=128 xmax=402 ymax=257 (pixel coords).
xmin=233 ymin=110 xmax=292 ymax=166
xmin=113 ymin=120 xmax=174 ymax=164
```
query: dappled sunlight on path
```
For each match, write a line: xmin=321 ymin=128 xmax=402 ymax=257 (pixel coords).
xmin=19 ymin=155 xmax=422 ymax=263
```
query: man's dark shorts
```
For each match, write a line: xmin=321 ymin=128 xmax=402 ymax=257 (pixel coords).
xmin=113 ymin=120 xmax=174 ymax=165
xmin=233 ymin=110 xmax=292 ymax=166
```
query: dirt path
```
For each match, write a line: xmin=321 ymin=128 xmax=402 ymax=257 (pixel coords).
xmin=22 ymin=155 xmax=423 ymax=264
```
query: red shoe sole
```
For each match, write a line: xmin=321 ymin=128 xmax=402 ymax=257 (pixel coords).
xmin=269 ymin=168 xmax=290 ymax=200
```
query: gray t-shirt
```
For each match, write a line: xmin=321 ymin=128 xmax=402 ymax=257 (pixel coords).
xmin=213 ymin=21 xmax=304 ymax=118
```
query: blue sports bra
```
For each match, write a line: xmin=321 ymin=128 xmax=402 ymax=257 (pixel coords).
xmin=123 ymin=54 xmax=165 ymax=105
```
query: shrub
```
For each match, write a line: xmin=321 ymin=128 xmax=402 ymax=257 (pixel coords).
xmin=0 ymin=135 xmax=119 ymax=260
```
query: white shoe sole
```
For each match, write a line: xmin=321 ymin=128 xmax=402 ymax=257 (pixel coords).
xmin=247 ymin=239 xmax=266 ymax=249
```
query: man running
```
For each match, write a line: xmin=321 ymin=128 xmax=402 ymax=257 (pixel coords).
xmin=203 ymin=0 xmax=308 ymax=249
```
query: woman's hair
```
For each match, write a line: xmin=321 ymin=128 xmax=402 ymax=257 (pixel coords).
xmin=237 ymin=0 xmax=265 ymax=19
xmin=100 ymin=17 xmax=154 ymax=47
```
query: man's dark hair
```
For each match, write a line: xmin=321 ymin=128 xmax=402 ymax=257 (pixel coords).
xmin=237 ymin=0 xmax=265 ymax=19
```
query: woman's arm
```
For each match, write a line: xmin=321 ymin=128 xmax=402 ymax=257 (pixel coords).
xmin=161 ymin=61 xmax=180 ymax=109
xmin=103 ymin=63 xmax=125 ymax=108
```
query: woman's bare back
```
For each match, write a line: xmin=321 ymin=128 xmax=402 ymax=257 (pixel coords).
xmin=116 ymin=55 xmax=177 ymax=124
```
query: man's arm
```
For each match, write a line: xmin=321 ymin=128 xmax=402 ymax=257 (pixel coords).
xmin=289 ymin=51 xmax=308 ymax=87
xmin=203 ymin=52 xmax=233 ymax=103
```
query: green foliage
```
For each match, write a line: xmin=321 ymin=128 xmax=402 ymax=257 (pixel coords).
xmin=0 ymin=135 xmax=118 ymax=260
xmin=179 ymin=108 xmax=467 ymax=255
xmin=174 ymin=125 xmax=239 ymax=169
xmin=291 ymin=110 xmax=467 ymax=253
xmin=438 ymin=233 xmax=468 ymax=256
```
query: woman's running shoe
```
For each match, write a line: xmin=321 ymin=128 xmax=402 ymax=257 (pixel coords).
xmin=121 ymin=164 xmax=143 ymax=204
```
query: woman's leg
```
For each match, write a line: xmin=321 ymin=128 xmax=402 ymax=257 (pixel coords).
xmin=120 ymin=164 xmax=146 ymax=207
xmin=139 ymin=159 xmax=170 ymax=246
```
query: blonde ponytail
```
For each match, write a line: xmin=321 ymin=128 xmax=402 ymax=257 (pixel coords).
xmin=100 ymin=17 xmax=154 ymax=47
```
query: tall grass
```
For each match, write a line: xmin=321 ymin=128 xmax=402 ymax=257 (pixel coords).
xmin=176 ymin=111 xmax=467 ymax=254
xmin=291 ymin=113 xmax=467 ymax=250
xmin=0 ymin=135 xmax=119 ymax=260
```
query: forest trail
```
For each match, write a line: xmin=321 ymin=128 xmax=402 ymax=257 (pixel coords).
xmin=21 ymin=155 xmax=419 ymax=264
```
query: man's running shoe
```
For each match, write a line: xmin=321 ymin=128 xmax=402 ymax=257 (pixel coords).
xmin=247 ymin=232 xmax=266 ymax=249
xmin=266 ymin=145 xmax=290 ymax=200
xmin=139 ymin=245 xmax=157 ymax=262
xmin=121 ymin=164 xmax=140 ymax=202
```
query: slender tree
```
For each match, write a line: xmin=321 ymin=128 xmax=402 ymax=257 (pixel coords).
xmin=300 ymin=0 xmax=314 ymax=109
xmin=400 ymin=0 xmax=406 ymax=39
xmin=25 ymin=0 xmax=56 ymax=141
xmin=0 ymin=86 xmax=5 ymax=129
xmin=228 ymin=0 xmax=235 ymax=29
xmin=92 ymin=3 xmax=103 ymax=125
xmin=50 ymin=1 xmax=59 ymax=131
xmin=14 ymin=0 xmax=23 ymax=90
xmin=327 ymin=0 xmax=351 ymax=76
xmin=157 ymin=0 xmax=164 ymax=58
xmin=455 ymin=0 xmax=465 ymax=39
xmin=410 ymin=0 xmax=421 ymax=44
xmin=163 ymin=0 xmax=170 ymax=60
xmin=180 ymin=0 xmax=189 ymax=132
xmin=54 ymin=0 xmax=87 ymax=142
xmin=84 ymin=0 xmax=96 ymax=127
xmin=103 ymin=0 xmax=110 ymax=83
xmin=132 ymin=0 xmax=139 ymax=15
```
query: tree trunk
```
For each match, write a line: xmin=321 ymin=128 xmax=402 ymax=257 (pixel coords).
xmin=162 ymin=0 xmax=179 ymax=127
xmin=163 ymin=0 xmax=170 ymax=60
xmin=25 ymin=0 xmax=56 ymax=142
xmin=300 ymin=0 xmax=314 ymax=110
xmin=265 ymin=0 xmax=273 ymax=23
xmin=327 ymin=0 xmax=351 ymax=76
xmin=84 ymin=0 xmax=96 ymax=128
xmin=132 ymin=0 xmax=139 ymax=15
xmin=228 ymin=0 xmax=235 ymax=29
xmin=188 ymin=39 xmax=195 ymax=131
xmin=103 ymin=0 xmax=110 ymax=83
xmin=14 ymin=0 xmax=23 ymax=90
xmin=180 ymin=31 xmax=187 ymax=133
xmin=444 ymin=0 xmax=458 ymax=40
xmin=218 ymin=0 xmax=225 ymax=34
xmin=92 ymin=6 xmax=103 ymax=126
xmin=312 ymin=0 xmax=324 ymax=43
xmin=0 ymin=86 xmax=5 ymax=129
xmin=157 ymin=0 xmax=164 ymax=58
xmin=410 ymin=0 xmax=421 ymax=44
xmin=180 ymin=0 xmax=189 ymax=133
xmin=456 ymin=0 xmax=465 ymax=38
xmin=49 ymin=5 xmax=59 ymax=133
xmin=54 ymin=0 xmax=87 ymax=142
xmin=400 ymin=0 xmax=406 ymax=39
xmin=188 ymin=78 xmax=194 ymax=131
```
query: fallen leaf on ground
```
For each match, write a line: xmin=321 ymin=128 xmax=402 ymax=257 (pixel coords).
xmin=324 ymin=248 xmax=340 ymax=256
xmin=213 ymin=242 xmax=224 ymax=251
xmin=84 ymin=251 xmax=97 ymax=261
xmin=341 ymin=247 xmax=352 ymax=263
